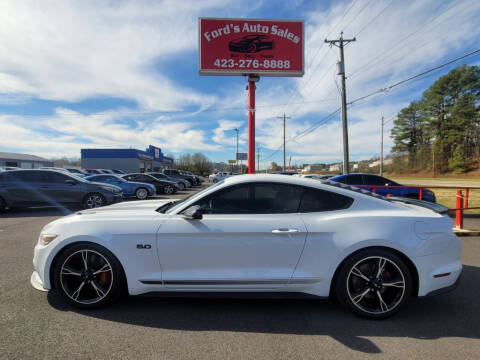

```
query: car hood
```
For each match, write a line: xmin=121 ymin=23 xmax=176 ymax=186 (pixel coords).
xmin=80 ymin=199 xmax=173 ymax=213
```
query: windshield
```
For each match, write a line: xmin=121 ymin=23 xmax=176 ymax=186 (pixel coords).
xmin=165 ymin=180 xmax=225 ymax=214
xmin=69 ymin=173 xmax=88 ymax=183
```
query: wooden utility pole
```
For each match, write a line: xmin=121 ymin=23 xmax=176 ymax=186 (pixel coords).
xmin=277 ymin=113 xmax=291 ymax=171
xmin=325 ymin=32 xmax=356 ymax=174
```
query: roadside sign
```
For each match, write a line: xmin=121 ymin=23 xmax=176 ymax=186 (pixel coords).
xmin=228 ymin=160 xmax=236 ymax=164
xmin=199 ymin=18 xmax=304 ymax=77
xmin=236 ymin=152 xmax=248 ymax=160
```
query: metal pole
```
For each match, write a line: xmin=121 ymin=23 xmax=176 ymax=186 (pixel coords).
xmin=325 ymin=32 xmax=355 ymax=174
xmin=380 ymin=116 xmax=384 ymax=176
xmin=247 ymin=75 xmax=258 ymax=174
xmin=283 ymin=114 xmax=286 ymax=171
xmin=257 ymin=147 xmax=260 ymax=172
xmin=234 ymin=128 xmax=239 ymax=172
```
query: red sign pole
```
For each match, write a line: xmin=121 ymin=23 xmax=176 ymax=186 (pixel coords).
xmin=247 ymin=75 xmax=258 ymax=174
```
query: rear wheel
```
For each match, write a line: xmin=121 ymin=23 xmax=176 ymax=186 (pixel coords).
xmin=53 ymin=243 xmax=125 ymax=308
xmin=135 ymin=187 xmax=148 ymax=200
xmin=335 ymin=249 xmax=411 ymax=319
xmin=177 ymin=182 xmax=185 ymax=191
xmin=163 ymin=185 xmax=174 ymax=195
xmin=83 ymin=193 xmax=106 ymax=209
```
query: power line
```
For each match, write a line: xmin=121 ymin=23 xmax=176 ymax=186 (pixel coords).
xmin=354 ymin=0 xmax=394 ymax=37
xmin=348 ymin=48 xmax=480 ymax=106
xmin=347 ymin=0 xmax=465 ymax=79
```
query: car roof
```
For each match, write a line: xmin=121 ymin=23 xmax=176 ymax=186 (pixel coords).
xmin=222 ymin=174 xmax=392 ymax=202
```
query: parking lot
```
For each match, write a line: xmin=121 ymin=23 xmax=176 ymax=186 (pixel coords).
xmin=1 ymin=187 xmax=480 ymax=359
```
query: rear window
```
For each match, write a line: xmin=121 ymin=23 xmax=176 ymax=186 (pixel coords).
xmin=299 ymin=187 xmax=353 ymax=212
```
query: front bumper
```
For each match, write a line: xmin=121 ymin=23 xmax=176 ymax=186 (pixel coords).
xmin=30 ymin=271 xmax=48 ymax=292
xmin=105 ymin=193 xmax=123 ymax=204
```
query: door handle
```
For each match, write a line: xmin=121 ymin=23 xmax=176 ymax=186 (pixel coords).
xmin=272 ymin=228 xmax=300 ymax=234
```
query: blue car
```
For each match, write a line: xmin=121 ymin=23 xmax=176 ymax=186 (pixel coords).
xmin=85 ymin=174 xmax=156 ymax=200
xmin=330 ymin=173 xmax=436 ymax=202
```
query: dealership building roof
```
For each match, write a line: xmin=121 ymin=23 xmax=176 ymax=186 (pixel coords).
xmin=0 ymin=151 xmax=52 ymax=162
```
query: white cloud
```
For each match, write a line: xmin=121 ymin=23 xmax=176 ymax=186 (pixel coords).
xmin=0 ymin=108 xmax=220 ymax=158
xmin=0 ymin=0 xmax=230 ymax=110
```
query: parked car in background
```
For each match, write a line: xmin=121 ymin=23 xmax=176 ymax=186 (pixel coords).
xmin=84 ymin=169 xmax=103 ymax=175
xmin=330 ymin=173 xmax=436 ymax=202
xmin=275 ymin=171 xmax=298 ymax=175
xmin=111 ymin=169 xmax=126 ymax=174
xmin=163 ymin=169 xmax=197 ymax=187
xmin=209 ymin=172 xmax=232 ymax=183
xmin=40 ymin=167 xmax=71 ymax=174
xmin=65 ymin=168 xmax=88 ymax=177
xmin=85 ymin=174 xmax=156 ymax=200
xmin=122 ymin=173 xmax=177 ymax=195
xmin=0 ymin=169 xmax=122 ymax=210
xmin=147 ymin=172 xmax=189 ymax=190
xmin=300 ymin=174 xmax=332 ymax=180
xmin=180 ymin=170 xmax=202 ymax=185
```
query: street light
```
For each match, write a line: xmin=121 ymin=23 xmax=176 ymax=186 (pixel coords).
xmin=233 ymin=128 xmax=239 ymax=172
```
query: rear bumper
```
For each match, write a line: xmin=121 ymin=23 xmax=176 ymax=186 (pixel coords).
xmin=421 ymin=270 xmax=462 ymax=297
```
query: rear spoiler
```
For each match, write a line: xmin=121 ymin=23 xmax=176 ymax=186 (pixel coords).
xmin=389 ymin=197 xmax=449 ymax=214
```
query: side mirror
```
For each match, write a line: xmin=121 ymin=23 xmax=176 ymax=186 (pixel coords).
xmin=65 ymin=179 xmax=77 ymax=185
xmin=182 ymin=205 xmax=203 ymax=220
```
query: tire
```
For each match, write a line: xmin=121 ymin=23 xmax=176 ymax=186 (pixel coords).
xmin=135 ymin=187 xmax=148 ymax=200
xmin=83 ymin=193 xmax=106 ymax=209
xmin=53 ymin=243 xmax=125 ymax=309
xmin=163 ymin=185 xmax=174 ymax=195
xmin=335 ymin=249 xmax=412 ymax=319
xmin=177 ymin=182 xmax=185 ymax=191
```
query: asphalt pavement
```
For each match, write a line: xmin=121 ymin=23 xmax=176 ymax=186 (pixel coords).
xmin=1 ymin=187 xmax=480 ymax=359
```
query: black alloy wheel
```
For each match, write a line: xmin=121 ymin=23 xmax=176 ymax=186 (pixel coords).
xmin=53 ymin=243 xmax=125 ymax=308
xmin=83 ymin=193 xmax=106 ymax=209
xmin=163 ymin=185 xmax=174 ymax=195
xmin=335 ymin=249 xmax=411 ymax=319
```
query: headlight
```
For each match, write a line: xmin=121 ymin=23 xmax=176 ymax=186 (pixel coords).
xmin=39 ymin=234 xmax=57 ymax=245
xmin=101 ymin=186 xmax=117 ymax=193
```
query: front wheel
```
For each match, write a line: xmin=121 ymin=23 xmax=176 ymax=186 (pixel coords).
xmin=163 ymin=185 xmax=174 ymax=195
xmin=83 ymin=193 xmax=106 ymax=209
xmin=335 ymin=249 xmax=411 ymax=319
xmin=135 ymin=187 xmax=148 ymax=200
xmin=53 ymin=243 xmax=125 ymax=308
xmin=177 ymin=182 xmax=185 ymax=191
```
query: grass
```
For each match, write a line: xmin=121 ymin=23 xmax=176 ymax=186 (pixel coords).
xmin=391 ymin=176 xmax=480 ymax=183
xmin=426 ymin=188 xmax=480 ymax=214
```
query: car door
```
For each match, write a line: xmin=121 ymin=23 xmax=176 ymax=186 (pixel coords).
xmin=3 ymin=171 xmax=45 ymax=206
xmin=41 ymin=171 xmax=85 ymax=204
xmin=156 ymin=182 xmax=307 ymax=289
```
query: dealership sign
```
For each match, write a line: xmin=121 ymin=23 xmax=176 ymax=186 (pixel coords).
xmin=199 ymin=18 xmax=304 ymax=76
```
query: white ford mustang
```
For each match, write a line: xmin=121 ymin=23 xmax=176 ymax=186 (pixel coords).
xmin=31 ymin=174 xmax=462 ymax=318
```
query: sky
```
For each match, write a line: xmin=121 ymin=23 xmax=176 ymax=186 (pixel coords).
xmin=0 ymin=0 xmax=479 ymax=168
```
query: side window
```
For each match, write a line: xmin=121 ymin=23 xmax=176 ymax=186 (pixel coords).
xmin=299 ymin=187 xmax=353 ymax=213
xmin=193 ymin=183 xmax=303 ymax=214
xmin=344 ymin=175 xmax=364 ymax=185
xmin=254 ymin=183 xmax=302 ymax=213
xmin=43 ymin=172 xmax=69 ymax=183
xmin=9 ymin=171 xmax=44 ymax=183
xmin=364 ymin=175 xmax=386 ymax=186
